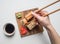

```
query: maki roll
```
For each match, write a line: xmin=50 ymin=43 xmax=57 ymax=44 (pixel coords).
xmin=25 ymin=11 xmax=33 ymax=21
xmin=26 ymin=20 xmax=38 ymax=30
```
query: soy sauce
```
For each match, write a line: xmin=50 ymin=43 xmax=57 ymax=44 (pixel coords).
xmin=5 ymin=23 xmax=15 ymax=34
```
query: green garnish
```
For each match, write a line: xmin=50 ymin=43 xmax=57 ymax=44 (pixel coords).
xmin=16 ymin=13 xmax=22 ymax=19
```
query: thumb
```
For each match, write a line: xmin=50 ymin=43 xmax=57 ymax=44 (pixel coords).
xmin=32 ymin=12 xmax=42 ymax=20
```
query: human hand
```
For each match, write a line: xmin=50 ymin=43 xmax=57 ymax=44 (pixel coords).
xmin=32 ymin=11 xmax=52 ymax=28
xmin=32 ymin=11 xmax=60 ymax=44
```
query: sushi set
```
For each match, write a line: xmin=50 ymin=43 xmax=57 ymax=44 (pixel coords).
xmin=15 ymin=0 xmax=60 ymax=37
xmin=15 ymin=8 xmax=43 ymax=37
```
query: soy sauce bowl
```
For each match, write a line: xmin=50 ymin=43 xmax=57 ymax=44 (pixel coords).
xmin=3 ymin=23 xmax=15 ymax=37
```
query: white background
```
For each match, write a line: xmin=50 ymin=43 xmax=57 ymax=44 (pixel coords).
xmin=0 ymin=0 xmax=60 ymax=44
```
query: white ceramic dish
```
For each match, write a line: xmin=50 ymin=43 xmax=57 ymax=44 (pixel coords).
xmin=3 ymin=23 xmax=15 ymax=37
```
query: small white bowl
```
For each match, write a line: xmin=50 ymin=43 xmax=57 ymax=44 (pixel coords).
xmin=3 ymin=23 xmax=15 ymax=37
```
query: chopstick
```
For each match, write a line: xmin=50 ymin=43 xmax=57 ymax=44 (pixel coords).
xmin=34 ymin=0 xmax=60 ymax=16
xmin=43 ymin=8 xmax=60 ymax=17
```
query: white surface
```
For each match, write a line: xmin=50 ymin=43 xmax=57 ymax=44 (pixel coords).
xmin=0 ymin=0 xmax=60 ymax=44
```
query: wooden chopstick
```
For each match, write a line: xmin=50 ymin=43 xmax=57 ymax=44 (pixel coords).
xmin=39 ymin=0 xmax=60 ymax=11
xmin=43 ymin=8 xmax=60 ymax=17
xmin=34 ymin=0 xmax=60 ymax=16
xmin=35 ymin=0 xmax=60 ymax=12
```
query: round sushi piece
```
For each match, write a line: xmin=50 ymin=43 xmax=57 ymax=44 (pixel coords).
xmin=21 ymin=18 xmax=28 ymax=25
xmin=16 ymin=13 xmax=22 ymax=19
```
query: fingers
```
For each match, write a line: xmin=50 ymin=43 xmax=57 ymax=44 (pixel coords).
xmin=32 ymin=10 xmax=48 ymax=17
xmin=32 ymin=10 xmax=49 ymax=20
xmin=32 ymin=12 xmax=42 ymax=20
xmin=39 ymin=10 xmax=48 ymax=16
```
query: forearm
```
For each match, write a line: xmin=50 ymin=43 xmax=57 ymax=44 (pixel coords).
xmin=32 ymin=11 xmax=60 ymax=44
xmin=45 ymin=25 xmax=60 ymax=44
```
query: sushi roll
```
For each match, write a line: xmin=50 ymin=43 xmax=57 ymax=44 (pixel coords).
xmin=26 ymin=20 xmax=38 ymax=30
xmin=25 ymin=11 xmax=33 ymax=21
xmin=21 ymin=18 xmax=28 ymax=25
